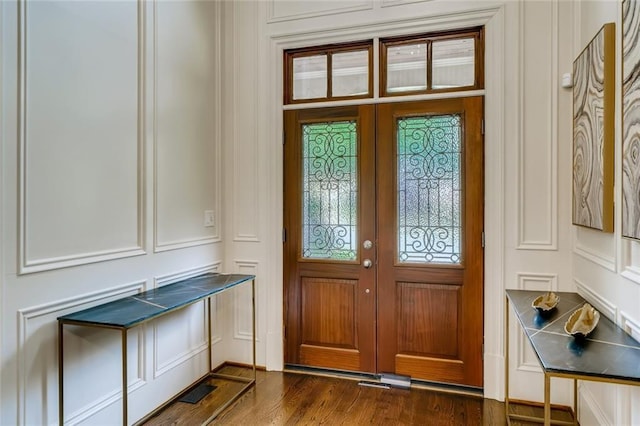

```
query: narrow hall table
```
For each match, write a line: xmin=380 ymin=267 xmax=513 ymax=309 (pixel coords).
xmin=505 ymin=290 xmax=640 ymax=425
xmin=58 ymin=273 xmax=256 ymax=425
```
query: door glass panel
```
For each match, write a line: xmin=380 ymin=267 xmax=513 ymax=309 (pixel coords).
xmin=432 ymin=38 xmax=475 ymax=89
xmin=293 ymin=55 xmax=328 ymax=100
xmin=397 ymin=114 xmax=462 ymax=264
xmin=386 ymin=43 xmax=427 ymax=93
xmin=332 ymin=50 xmax=369 ymax=97
xmin=302 ymin=121 xmax=358 ymax=260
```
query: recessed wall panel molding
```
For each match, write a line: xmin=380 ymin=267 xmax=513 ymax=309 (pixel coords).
xmin=152 ymin=305 xmax=208 ymax=378
xmin=615 ymin=385 xmax=633 ymax=426
xmin=514 ymin=272 xmax=559 ymax=371
xmin=516 ymin=332 xmax=542 ymax=373
xmin=574 ymin=278 xmax=616 ymax=321
xmin=619 ymin=311 xmax=640 ymax=341
xmin=18 ymin=280 xmax=145 ymax=425
xmin=381 ymin=0 xmax=435 ymax=7
xmin=233 ymin=260 xmax=259 ymax=341
xmin=573 ymin=229 xmax=617 ymax=272
xmin=152 ymin=264 xmax=220 ymax=377
xmin=621 ymin=264 xmax=640 ymax=285
xmin=517 ymin=0 xmax=558 ymax=250
xmin=268 ymin=0 xmax=372 ymax=23
xmin=621 ymin=240 xmax=640 ymax=285
xmin=153 ymin=263 xmax=221 ymax=287
xmin=18 ymin=1 xmax=145 ymax=274
xmin=579 ymin=384 xmax=613 ymax=425
xmin=210 ymin=294 xmax=223 ymax=346
xmin=154 ymin=0 xmax=221 ymax=251
xmin=574 ymin=243 xmax=616 ymax=271
xmin=232 ymin=1 xmax=260 ymax=242
xmin=516 ymin=272 xmax=559 ymax=292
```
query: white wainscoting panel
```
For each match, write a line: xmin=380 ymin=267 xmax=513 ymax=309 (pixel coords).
xmin=154 ymin=0 xmax=221 ymax=251
xmin=619 ymin=310 xmax=640 ymax=342
xmin=515 ymin=273 xmax=558 ymax=372
xmin=579 ymin=382 xmax=615 ymax=426
xmin=517 ymin=0 xmax=558 ymax=250
xmin=575 ymin=278 xmax=616 ymax=321
xmin=574 ymin=228 xmax=616 ymax=272
xmin=381 ymin=0 xmax=434 ymax=7
xmin=153 ymin=264 xmax=221 ymax=377
xmin=268 ymin=0 xmax=372 ymax=23
xmin=517 ymin=272 xmax=559 ymax=292
xmin=152 ymin=305 xmax=207 ymax=378
xmin=20 ymin=281 xmax=145 ymax=426
xmin=621 ymin=240 xmax=640 ymax=285
xmin=19 ymin=0 xmax=145 ymax=273
xmin=233 ymin=261 xmax=259 ymax=342
xmin=231 ymin=1 xmax=260 ymax=243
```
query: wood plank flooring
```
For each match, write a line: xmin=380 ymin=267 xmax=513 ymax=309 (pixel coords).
xmin=141 ymin=366 xmax=574 ymax=425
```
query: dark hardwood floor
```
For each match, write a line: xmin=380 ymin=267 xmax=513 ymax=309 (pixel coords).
xmin=141 ymin=366 xmax=574 ymax=425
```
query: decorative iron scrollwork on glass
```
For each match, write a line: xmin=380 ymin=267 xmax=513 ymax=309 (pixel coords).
xmin=302 ymin=121 xmax=358 ymax=260
xmin=397 ymin=114 xmax=462 ymax=264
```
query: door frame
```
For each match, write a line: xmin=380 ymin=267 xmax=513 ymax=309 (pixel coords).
xmin=265 ymin=5 xmax=507 ymax=399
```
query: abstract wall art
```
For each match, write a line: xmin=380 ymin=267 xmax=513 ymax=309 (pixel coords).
xmin=572 ymin=23 xmax=615 ymax=232
xmin=623 ymin=0 xmax=640 ymax=239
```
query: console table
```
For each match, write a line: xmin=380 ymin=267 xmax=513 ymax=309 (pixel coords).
xmin=58 ymin=273 xmax=256 ymax=426
xmin=505 ymin=290 xmax=640 ymax=425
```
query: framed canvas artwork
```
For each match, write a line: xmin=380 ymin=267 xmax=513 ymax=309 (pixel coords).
xmin=623 ymin=0 xmax=640 ymax=239
xmin=572 ymin=23 xmax=615 ymax=232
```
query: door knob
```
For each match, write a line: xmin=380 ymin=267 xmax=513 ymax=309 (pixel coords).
xmin=363 ymin=259 xmax=372 ymax=269
xmin=363 ymin=240 xmax=373 ymax=250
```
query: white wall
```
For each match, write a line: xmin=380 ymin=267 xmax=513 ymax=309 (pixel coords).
xmin=0 ymin=1 xmax=239 ymax=424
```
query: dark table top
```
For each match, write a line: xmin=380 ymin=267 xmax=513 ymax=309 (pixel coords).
xmin=58 ymin=273 xmax=255 ymax=328
xmin=506 ymin=290 xmax=640 ymax=383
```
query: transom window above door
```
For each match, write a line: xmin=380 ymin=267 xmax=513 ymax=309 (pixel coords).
xmin=283 ymin=28 xmax=484 ymax=105
xmin=284 ymin=42 xmax=373 ymax=103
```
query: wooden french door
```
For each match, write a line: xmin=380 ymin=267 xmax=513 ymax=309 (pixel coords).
xmin=284 ymin=105 xmax=377 ymax=372
xmin=284 ymin=97 xmax=484 ymax=387
xmin=377 ymin=97 xmax=484 ymax=387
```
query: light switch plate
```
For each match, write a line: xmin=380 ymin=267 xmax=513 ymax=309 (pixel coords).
xmin=204 ymin=210 xmax=215 ymax=227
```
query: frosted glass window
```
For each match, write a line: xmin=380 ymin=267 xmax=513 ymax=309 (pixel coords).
xmin=332 ymin=50 xmax=369 ymax=97
xmin=293 ymin=55 xmax=327 ymax=100
xmin=302 ymin=121 xmax=358 ymax=260
xmin=386 ymin=43 xmax=427 ymax=93
xmin=397 ymin=114 xmax=462 ymax=264
xmin=432 ymin=38 xmax=475 ymax=89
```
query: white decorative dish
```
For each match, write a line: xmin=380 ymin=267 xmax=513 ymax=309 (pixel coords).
xmin=564 ymin=303 xmax=600 ymax=339
xmin=532 ymin=292 xmax=559 ymax=315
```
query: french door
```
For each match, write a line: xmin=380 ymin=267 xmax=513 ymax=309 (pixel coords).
xmin=283 ymin=97 xmax=484 ymax=387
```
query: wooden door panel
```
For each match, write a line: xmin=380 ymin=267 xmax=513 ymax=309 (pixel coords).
xmin=300 ymin=346 xmax=361 ymax=371
xmin=396 ymin=282 xmax=460 ymax=357
xmin=301 ymin=277 xmax=357 ymax=348
xmin=396 ymin=355 xmax=464 ymax=383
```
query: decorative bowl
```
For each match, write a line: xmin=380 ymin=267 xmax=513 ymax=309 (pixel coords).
xmin=532 ymin=292 xmax=559 ymax=315
xmin=564 ymin=303 xmax=600 ymax=339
